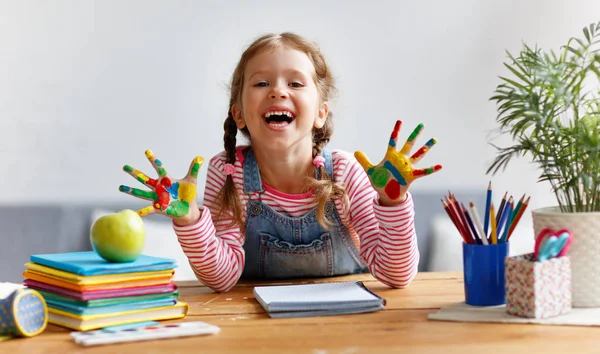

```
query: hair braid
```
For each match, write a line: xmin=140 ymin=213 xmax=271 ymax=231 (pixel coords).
xmin=215 ymin=105 xmax=246 ymax=234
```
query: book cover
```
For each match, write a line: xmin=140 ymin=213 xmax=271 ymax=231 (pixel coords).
xmin=24 ymin=280 xmax=177 ymax=301
xmin=24 ymin=262 xmax=174 ymax=285
xmin=253 ymin=281 xmax=386 ymax=317
xmin=30 ymin=251 xmax=177 ymax=276
xmin=23 ymin=271 xmax=173 ymax=292
xmin=48 ymin=301 xmax=189 ymax=331
xmin=37 ymin=289 xmax=179 ymax=308
xmin=46 ymin=298 xmax=178 ymax=316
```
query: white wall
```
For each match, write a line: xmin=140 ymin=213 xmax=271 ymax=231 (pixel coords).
xmin=1 ymin=0 xmax=598 ymax=213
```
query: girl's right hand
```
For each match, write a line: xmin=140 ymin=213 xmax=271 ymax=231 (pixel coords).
xmin=119 ymin=150 xmax=204 ymax=224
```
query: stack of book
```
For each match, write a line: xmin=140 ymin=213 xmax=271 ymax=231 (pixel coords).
xmin=22 ymin=251 xmax=188 ymax=331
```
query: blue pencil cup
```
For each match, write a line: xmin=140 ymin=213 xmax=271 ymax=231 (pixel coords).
xmin=462 ymin=242 xmax=509 ymax=306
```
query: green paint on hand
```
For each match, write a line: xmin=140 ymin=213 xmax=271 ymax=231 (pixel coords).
xmin=166 ymin=201 xmax=190 ymax=217
xmin=158 ymin=167 xmax=167 ymax=177
xmin=407 ymin=123 xmax=424 ymax=142
xmin=132 ymin=189 xmax=158 ymax=201
xmin=370 ymin=166 xmax=390 ymax=188
xmin=191 ymin=163 xmax=200 ymax=179
xmin=123 ymin=165 xmax=134 ymax=172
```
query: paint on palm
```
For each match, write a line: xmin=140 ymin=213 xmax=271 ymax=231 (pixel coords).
xmin=354 ymin=120 xmax=442 ymax=200
xmin=119 ymin=150 xmax=204 ymax=217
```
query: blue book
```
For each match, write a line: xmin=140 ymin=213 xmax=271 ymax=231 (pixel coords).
xmin=30 ymin=252 xmax=177 ymax=276
xmin=45 ymin=298 xmax=178 ymax=315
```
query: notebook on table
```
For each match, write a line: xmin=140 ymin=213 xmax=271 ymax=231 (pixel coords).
xmin=253 ymin=281 xmax=386 ymax=318
xmin=29 ymin=252 xmax=177 ymax=276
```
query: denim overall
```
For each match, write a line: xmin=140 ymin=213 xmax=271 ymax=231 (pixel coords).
xmin=241 ymin=148 xmax=368 ymax=279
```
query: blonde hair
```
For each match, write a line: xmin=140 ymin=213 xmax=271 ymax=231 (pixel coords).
xmin=215 ymin=32 xmax=347 ymax=233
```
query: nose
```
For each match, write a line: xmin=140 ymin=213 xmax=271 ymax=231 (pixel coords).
xmin=269 ymin=81 xmax=288 ymax=99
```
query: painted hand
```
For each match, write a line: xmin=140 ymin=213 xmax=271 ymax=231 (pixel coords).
xmin=354 ymin=120 xmax=442 ymax=206
xmin=119 ymin=150 xmax=204 ymax=218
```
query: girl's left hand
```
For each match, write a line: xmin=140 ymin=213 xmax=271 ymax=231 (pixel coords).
xmin=354 ymin=120 xmax=442 ymax=206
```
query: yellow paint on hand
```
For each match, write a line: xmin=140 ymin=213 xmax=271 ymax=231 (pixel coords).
xmin=136 ymin=172 xmax=149 ymax=183
xmin=145 ymin=150 xmax=155 ymax=160
xmin=178 ymin=183 xmax=197 ymax=202
xmin=138 ymin=206 xmax=154 ymax=217
xmin=387 ymin=153 xmax=414 ymax=182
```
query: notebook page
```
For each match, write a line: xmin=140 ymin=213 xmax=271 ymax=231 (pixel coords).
xmin=254 ymin=281 xmax=379 ymax=305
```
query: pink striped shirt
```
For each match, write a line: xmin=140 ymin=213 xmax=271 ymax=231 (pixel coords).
xmin=173 ymin=147 xmax=419 ymax=292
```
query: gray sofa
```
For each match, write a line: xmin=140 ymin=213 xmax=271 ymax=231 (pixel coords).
xmin=1 ymin=191 xmax=484 ymax=282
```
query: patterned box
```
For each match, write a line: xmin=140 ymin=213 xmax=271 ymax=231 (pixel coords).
xmin=505 ymin=253 xmax=571 ymax=319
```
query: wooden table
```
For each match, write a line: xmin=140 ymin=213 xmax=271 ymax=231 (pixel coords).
xmin=3 ymin=272 xmax=598 ymax=353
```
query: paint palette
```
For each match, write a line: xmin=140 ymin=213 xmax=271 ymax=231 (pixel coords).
xmin=71 ymin=321 xmax=220 ymax=346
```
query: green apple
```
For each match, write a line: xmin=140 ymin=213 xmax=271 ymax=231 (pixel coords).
xmin=90 ymin=209 xmax=146 ymax=263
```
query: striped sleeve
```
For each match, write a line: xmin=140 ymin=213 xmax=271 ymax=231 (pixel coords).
xmin=172 ymin=152 xmax=245 ymax=293
xmin=338 ymin=153 xmax=420 ymax=288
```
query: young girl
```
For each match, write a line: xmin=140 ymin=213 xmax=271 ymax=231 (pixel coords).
xmin=119 ymin=32 xmax=442 ymax=293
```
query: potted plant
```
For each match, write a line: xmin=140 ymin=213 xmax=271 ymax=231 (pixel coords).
xmin=486 ymin=21 xmax=600 ymax=307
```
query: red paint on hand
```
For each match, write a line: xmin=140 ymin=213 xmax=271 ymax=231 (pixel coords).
xmin=155 ymin=184 xmax=170 ymax=210
xmin=384 ymin=179 xmax=401 ymax=200
xmin=160 ymin=177 xmax=172 ymax=188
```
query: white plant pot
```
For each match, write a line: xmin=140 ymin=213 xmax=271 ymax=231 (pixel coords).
xmin=532 ymin=206 xmax=600 ymax=308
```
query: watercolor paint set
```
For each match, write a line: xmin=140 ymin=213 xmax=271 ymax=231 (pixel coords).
xmin=70 ymin=320 xmax=220 ymax=346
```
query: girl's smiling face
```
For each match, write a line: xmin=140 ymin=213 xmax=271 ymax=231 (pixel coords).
xmin=232 ymin=46 xmax=329 ymax=154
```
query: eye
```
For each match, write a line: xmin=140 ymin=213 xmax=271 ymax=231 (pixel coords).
xmin=254 ymin=81 xmax=268 ymax=87
xmin=289 ymin=82 xmax=304 ymax=88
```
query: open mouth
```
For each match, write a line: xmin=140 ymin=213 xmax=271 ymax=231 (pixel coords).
xmin=263 ymin=111 xmax=295 ymax=126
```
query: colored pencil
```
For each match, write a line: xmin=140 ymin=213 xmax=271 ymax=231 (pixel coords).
xmin=451 ymin=193 xmax=475 ymax=243
xmin=497 ymin=196 xmax=513 ymax=241
xmin=507 ymin=194 xmax=525 ymax=230
xmin=496 ymin=192 xmax=508 ymax=224
xmin=470 ymin=201 xmax=489 ymax=245
xmin=442 ymin=199 xmax=471 ymax=244
xmin=462 ymin=204 xmax=481 ymax=244
xmin=447 ymin=195 xmax=472 ymax=244
xmin=490 ymin=202 xmax=498 ymax=245
xmin=484 ymin=181 xmax=492 ymax=236
xmin=500 ymin=198 xmax=514 ymax=242
xmin=507 ymin=196 xmax=530 ymax=240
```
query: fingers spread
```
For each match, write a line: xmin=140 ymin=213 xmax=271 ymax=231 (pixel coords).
xmin=123 ymin=165 xmax=158 ymax=188
xmin=137 ymin=206 xmax=156 ymax=217
xmin=388 ymin=120 xmax=402 ymax=151
xmin=119 ymin=185 xmax=158 ymax=202
xmin=354 ymin=151 xmax=375 ymax=171
xmin=400 ymin=123 xmax=424 ymax=155
xmin=412 ymin=164 xmax=443 ymax=179
xmin=410 ymin=137 xmax=437 ymax=164
xmin=145 ymin=150 xmax=168 ymax=178
xmin=187 ymin=156 xmax=204 ymax=181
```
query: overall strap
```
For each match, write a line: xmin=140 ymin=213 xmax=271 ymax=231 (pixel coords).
xmin=243 ymin=149 xmax=264 ymax=193
xmin=315 ymin=149 xmax=334 ymax=180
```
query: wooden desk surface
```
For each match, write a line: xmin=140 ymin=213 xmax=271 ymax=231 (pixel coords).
xmin=3 ymin=272 xmax=598 ymax=353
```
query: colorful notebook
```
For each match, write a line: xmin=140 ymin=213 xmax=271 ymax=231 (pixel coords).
xmin=24 ymin=262 xmax=174 ymax=285
xmin=24 ymin=280 xmax=177 ymax=301
xmin=46 ymin=298 xmax=177 ymax=316
xmin=36 ymin=290 xmax=179 ymax=308
xmin=48 ymin=301 xmax=189 ymax=331
xmin=23 ymin=271 xmax=173 ymax=292
xmin=30 ymin=252 xmax=177 ymax=276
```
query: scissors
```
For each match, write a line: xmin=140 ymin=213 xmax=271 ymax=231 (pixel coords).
xmin=534 ymin=228 xmax=573 ymax=262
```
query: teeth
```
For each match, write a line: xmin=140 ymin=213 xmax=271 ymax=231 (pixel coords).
xmin=264 ymin=111 xmax=294 ymax=118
